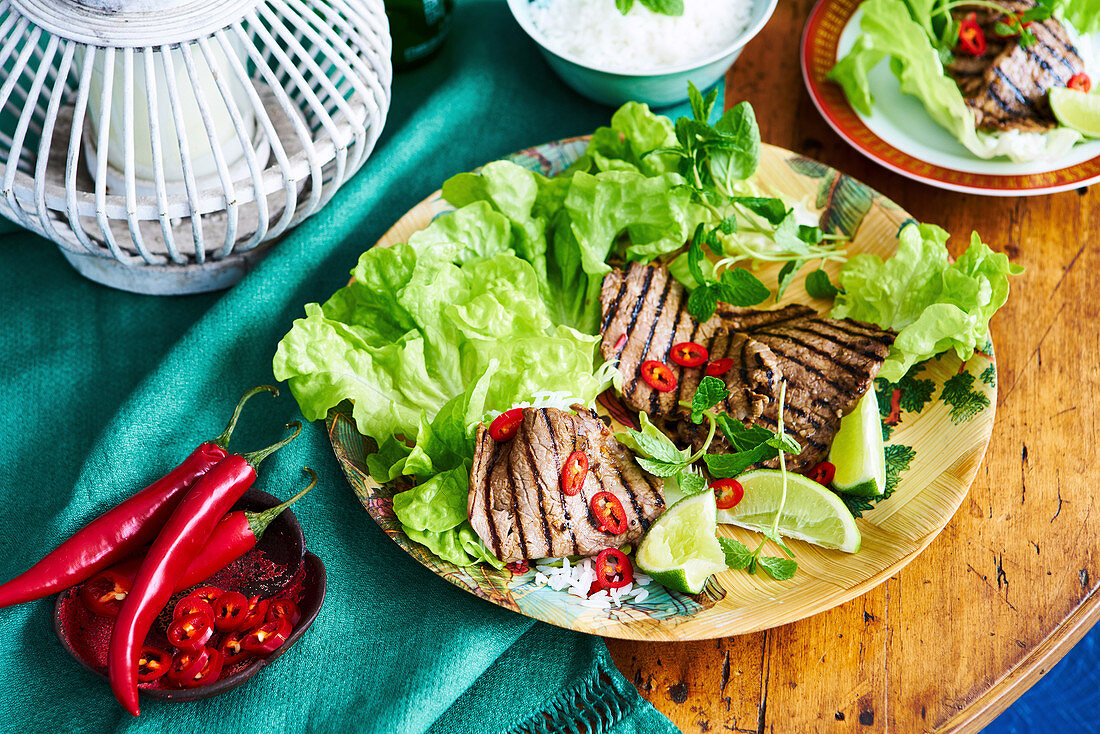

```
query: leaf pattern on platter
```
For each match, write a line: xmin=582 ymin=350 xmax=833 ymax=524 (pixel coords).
xmin=816 ymin=171 xmax=874 ymax=238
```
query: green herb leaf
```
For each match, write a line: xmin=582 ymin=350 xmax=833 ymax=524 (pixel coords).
xmin=639 ymin=0 xmax=685 ymax=16
xmin=687 ymin=283 xmax=720 ymax=321
xmin=636 ymin=456 xmax=687 ymax=477
xmin=691 ymin=375 xmax=729 ymax=423
xmin=687 ymin=226 xmax=708 ymax=284
xmin=623 ymin=428 xmax=685 ymax=464
xmin=687 ymin=81 xmax=717 ymax=123
xmin=797 ymin=225 xmax=824 ymax=244
xmin=707 ymin=102 xmax=761 ymax=189
xmin=677 ymin=471 xmax=708 ymax=495
xmin=704 ymin=451 xmax=762 ymax=479
xmin=761 ymin=527 xmax=796 ymax=558
xmin=615 ymin=0 xmax=634 ymax=13
xmin=764 ymin=433 xmax=801 ymax=455
xmin=758 ymin=556 xmax=797 ymax=580
xmin=775 ymin=259 xmax=805 ymax=300
xmin=716 ymin=268 xmax=770 ymax=307
xmin=730 ymin=196 xmax=788 ymax=225
xmin=805 ymin=268 xmax=840 ymax=299
xmin=993 ymin=20 xmax=1015 ymax=36
xmin=719 ymin=537 xmax=754 ymax=569
xmin=716 ymin=417 xmax=775 ymax=451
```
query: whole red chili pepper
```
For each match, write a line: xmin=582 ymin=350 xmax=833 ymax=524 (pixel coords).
xmin=92 ymin=470 xmax=317 ymax=606
xmin=109 ymin=422 xmax=301 ymax=716
xmin=176 ymin=469 xmax=317 ymax=590
xmin=0 ymin=385 xmax=277 ymax=610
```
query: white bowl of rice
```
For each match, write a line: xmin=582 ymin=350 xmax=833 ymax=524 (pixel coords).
xmin=507 ymin=0 xmax=778 ymax=107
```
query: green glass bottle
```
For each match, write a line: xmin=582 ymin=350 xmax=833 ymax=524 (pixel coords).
xmin=385 ymin=0 xmax=456 ymax=71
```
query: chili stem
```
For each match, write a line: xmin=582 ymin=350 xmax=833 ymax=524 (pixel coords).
xmin=240 ymin=421 xmax=302 ymax=470
xmin=211 ymin=385 xmax=279 ymax=449
xmin=245 ymin=468 xmax=317 ymax=538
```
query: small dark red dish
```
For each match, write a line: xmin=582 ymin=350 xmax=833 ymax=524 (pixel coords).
xmin=54 ymin=488 xmax=327 ymax=702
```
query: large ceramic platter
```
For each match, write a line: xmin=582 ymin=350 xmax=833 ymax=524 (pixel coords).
xmin=326 ymin=137 xmax=998 ymax=640
xmin=801 ymin=0 xmax=1100 ymax=196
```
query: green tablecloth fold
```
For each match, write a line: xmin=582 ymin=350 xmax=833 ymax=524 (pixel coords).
xmin=0 ymin=1 xmax=682 ymax=731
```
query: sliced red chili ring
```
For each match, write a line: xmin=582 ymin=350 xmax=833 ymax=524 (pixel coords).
xmin=266 ymin=599 xmax=302 ymax=628
xmin=561 ymin=450 xmax=589 ymax=497
xmin=670 ymin=341 xmax=709 ymax=368
xmin=639 ymin=360 xmax=677 ymax=393
xmin=177 ymin=648 xmax=224 ymax=689
xmin=711 ymin=478 xmax=744 ymax=510
xmin=80 ymin=570 xmax=132 ymax=618
xmin=594 ymin=548 xmax=634 ymax=590
xmin=211 ymin=590 xmax=249 ymax=632
xmin=167 ymin=612 xmax=214 ymax=650
xmin=172 ymin=595 xmax=215 ymax=624
xmin=239 ymin=596 xmax=269 ymax=632
xmin=217 ymin=630 xmax=252 ymax=666
xmin=958 ymin=13 xmax=986 ymax=55
xmin=166 ymin=647 xmax=210 ymax=686
xmin=1069 ymin=73 xmax=1092 ymax=93
xmin=590 ymin=491 xmax=629 ymax=535
xmin=187 ymin=586 xmax=225 ymax=605
xmin=504 ymin=560 xmax=529 ymax=575
xmin=705 ymin=358 xmax=734 ymax=377
xmin=241 ymin=617 xmax=293 ymax=657
xmin=136 ymin=646 xmax=171 ymax=683
xmin=808 ymin=461 xmax=836 ymax=486
xmin=488 ymin=408 xmax=524 ymax=442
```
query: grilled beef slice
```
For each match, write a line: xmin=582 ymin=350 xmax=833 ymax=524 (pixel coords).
xmin=946 ymin=1 xmax=1086 ymax=133
xmin=600 ymin=262 xmax=774 ymax=423
xmin=468 ymin=406 xmax=665 ymax=563
xmin=600 ymin=264 xmax=896 ymax=472
xmin=720 ymin=306 xmax=896 ymax=470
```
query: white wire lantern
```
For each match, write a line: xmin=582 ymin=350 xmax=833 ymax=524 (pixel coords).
xmin=0 ymin=0 xmax=391 ymax=294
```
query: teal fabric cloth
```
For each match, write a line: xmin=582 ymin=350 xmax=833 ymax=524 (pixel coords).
xmin=0 ymin=1 xmax=684 ymax=732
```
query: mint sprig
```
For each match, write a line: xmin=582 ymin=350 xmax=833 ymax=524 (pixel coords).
xmin=685 ymin=226 xmax=769 ymax=321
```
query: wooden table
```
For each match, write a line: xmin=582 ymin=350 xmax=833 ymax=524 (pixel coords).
xmin=606 ymin=2 xmax=1100 ymax=730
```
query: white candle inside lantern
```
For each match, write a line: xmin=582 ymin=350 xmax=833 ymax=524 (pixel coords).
xmin=84 ymin=36 xmax=258 ymax=194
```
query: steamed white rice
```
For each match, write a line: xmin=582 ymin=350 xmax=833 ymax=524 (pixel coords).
xmin=528 ymin=0 xmax=754 ymax=73
xmin=531 ymin=557 xmax=652 ymax=611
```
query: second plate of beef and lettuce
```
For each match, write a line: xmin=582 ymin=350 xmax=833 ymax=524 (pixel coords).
xmin=273 ymin=88 xmax=1018 ymax=639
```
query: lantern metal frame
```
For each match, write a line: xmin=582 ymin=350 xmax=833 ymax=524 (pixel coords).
xmin=0 ymin=0 xmax=391 ymax=294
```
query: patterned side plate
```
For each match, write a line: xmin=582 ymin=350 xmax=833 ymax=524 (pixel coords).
xmin=326 ymin=138 xmax=998 ymax=640
xmin=801 ymin=0 xmax=1100 ymax=196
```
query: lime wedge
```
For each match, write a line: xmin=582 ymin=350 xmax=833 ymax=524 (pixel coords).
xmin=636 ymin=492 xmax=726 ymax=594
xmin=829 ymin=390 xmax=886 ymax=498
xmin=1051 ymin=87 xmax=1100 ymax=138
xmin=717 ymin=469 xmax=861 ymax=553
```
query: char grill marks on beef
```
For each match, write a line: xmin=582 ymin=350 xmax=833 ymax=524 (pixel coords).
xmin=468 ymin=406 xmax=665 ymax=563
xmin=599 ymin=264 xmax=896 ymax=472
xmin=720 ymin=306 xmax=896 ymax=470
xmin=945 ymin=1 xmax=1086 ymax=133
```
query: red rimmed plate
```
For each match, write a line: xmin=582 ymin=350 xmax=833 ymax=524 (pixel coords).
xmin=801 ymin=0 xmax=1100 ymax=195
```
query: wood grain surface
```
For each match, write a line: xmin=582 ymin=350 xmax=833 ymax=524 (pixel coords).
xmin=605 ymin=1 xmax=1100 ymax=730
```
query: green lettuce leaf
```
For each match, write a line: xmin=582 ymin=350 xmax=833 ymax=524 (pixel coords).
xmin=404 ymin=522 xmax=504 ymax=569
xmin=1054 ymin=0 xmax=1100 ymax=34
xmin=392 ymin=463 xmax=471 ymax=533
xmin=827 ymin=0 xmax=981 ymax=152
xmin=579 ymin=101 xmax=679 ymax=176
xmin=274 ymin=245 xmax=602 ymax=444
xmin=831 ymin=223 xmax=1022 ymax=381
